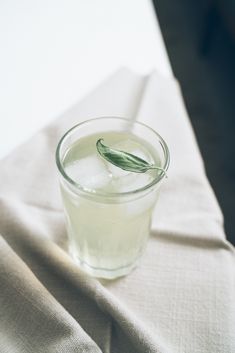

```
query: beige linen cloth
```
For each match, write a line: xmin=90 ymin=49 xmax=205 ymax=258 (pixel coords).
xmin=0 ymin=68 xmax=235 ymax=353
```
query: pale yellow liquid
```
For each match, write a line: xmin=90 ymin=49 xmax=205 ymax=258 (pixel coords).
xmin=61 ymin=132 xmax=161 ymax=278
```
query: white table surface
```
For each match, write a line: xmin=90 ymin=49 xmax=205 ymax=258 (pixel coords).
xmin=0 ymin=0 xmax=172 ymax=159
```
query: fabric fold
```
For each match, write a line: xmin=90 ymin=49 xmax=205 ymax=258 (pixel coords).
xmin=0 ymin=236 xmax=102 ymax=353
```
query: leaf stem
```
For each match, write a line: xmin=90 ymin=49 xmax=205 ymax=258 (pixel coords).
xmin=148 ymin=165 xmax=167 ymax=175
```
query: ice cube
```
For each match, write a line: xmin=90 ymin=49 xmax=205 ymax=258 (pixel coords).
xmin=106 ymin=138 xmax=153 ymax=179
xmin=105 ymin=140 xmax=153 ymax=192
xmin=116 ymin=172 xmax=151 ymax=193
xmin=65 ymin=155 xmax=110 ymax=190
xmin=106 ymin=161 xmax=131 ymax=179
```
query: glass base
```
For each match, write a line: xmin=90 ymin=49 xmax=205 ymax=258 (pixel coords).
xmin=70 ymin=251 xmax=138 ymax=279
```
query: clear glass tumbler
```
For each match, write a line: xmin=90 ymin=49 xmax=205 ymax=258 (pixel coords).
xmin=56 ymin=117 xmax=169 ymax=279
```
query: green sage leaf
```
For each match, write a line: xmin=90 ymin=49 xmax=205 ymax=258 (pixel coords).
xmin=96 ymin=139 xmax=166 ymax=174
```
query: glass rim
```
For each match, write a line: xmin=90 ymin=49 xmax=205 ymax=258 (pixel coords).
xmin=55 ymin=117 xmax=170 ymax=199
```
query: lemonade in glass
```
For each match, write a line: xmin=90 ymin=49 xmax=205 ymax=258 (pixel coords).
xmin=56 ymin=117 xmax=169 ymax=279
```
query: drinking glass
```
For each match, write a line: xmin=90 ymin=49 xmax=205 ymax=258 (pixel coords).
xmin=56 ymin=117 xmax=170 ymax=279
